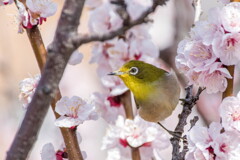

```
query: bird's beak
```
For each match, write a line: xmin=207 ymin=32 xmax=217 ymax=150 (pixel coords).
xmin=108 ymin=70 xmax=124 ymax=76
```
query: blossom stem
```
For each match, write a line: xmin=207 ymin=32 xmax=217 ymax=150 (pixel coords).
xmin=120 ymin=91 xmax=141 ymax=160
xmin=121 ymin=91 xmax=134 ymax=120
xmin=26 ymin=26 xmax=84 ymax=160
xmin=222 ymin=65 xmax=235 ymax=99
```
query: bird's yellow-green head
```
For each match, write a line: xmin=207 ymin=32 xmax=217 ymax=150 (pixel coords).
xmin=108 ymin=60 xmax=166 ymax=99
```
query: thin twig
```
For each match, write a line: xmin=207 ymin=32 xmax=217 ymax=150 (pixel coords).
xmin=72 ymin=0 xmax=169 ymax=46
xmin=171 ymin=85 xmax=204 ymax=160
xmin=6 ymin=0 xmax=85 ymax=159
xmin=27 ymin=27 xmax=83 ymax=160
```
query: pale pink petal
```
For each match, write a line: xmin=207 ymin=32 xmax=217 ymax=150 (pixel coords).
xmin=68 ymin=50 xmax=83 ymax=65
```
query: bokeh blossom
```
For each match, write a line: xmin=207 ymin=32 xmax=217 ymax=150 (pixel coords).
xmin=19 ymin=74 xmax=40 ymax=108
xmin=55 ymin=96 xmax=98 ymax=128
xmin=175 ymin=3 xmax=240 ymax=93
xmin=186 ymin=122 xmax=240 ymax=160
xmin=219 ymin=92 xmax=240 ymax=132
xmin=88 ymin=1 xmax=123 ymax=34
xmin=102 ymin=115 xmax=170 ymax=159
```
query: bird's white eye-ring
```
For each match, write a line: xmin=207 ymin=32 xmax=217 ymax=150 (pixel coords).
xmin=129 ymin=67 xmax=139 ymax=75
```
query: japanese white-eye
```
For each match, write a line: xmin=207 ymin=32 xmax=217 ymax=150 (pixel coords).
xmin=109 ymin=60 xmax=180 ymax=122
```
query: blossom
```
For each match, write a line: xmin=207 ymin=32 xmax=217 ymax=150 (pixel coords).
xmin=0 ymin=0 xmax=13 ymax=5
xmin=41 ymin=133 xmax=87 ymax=160
xmin=19 ymin=74 xmax=40 ymax=108
xmin=55 ymin=96 xmax=98 ymax=128
xmin=213 ymin=32 xmax=240 ymax=65
xmin=102 ymin=115 xmax=170 ymax=159
xmin=219 ymin=92 xmax=240 ymax=132
xmin=88 ymin=2 xmax=123 ymax=34
xmin=26 ymin=0 xmax=57 ymax=18
xmin=221 ymin=2 xmax=240 ymax=33
xmin=186 ymin=122 xmax=240 ymax=160
xmin=68 ymin=50 xmax=83 ymax=65
xmin=197 ymin=62 xmax=232 ymax=94
xmin=90 ymin=92 xmax=125 ymax=123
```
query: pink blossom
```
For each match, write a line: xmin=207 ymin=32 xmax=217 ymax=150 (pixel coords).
xmin=41 ymin=133 xmax=86 ymax=160
xmin=0 ymin=0 xmax=13 ymax=5
xmin=186 ymin=122 xmax=240 ymax=160
xmin=213 ymin=32 xmax=240 ymax=65
xmin=90 ymin=92 xmax=125 ymax=124
xmin=190 ymin=20 xmax=224 ymax=46
xmin=197 ymin=62 xmax=232 ymax=94
xmin=26 ymin=0 xmax=57 ymax=18
xmin=102 ymin=115 xmax=170 ymax=159
xmin=125 ymin=0 xmax=152 ymax=20
xmin=88 ymin=2 xmax=123 ymax=34
xmin=68 ymin=50 xmax=83 ymax=65
xmin=221 ymin=2 xmax=240 ymax=33
xmin=19 ymin=74 xmax=40 ymax=108
xmin=219 ymin=92 xmax=240 ymax=132
xmin=55 ymin=96 xmax=98 ymax=128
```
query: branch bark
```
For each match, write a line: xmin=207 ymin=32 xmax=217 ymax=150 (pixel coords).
xmin=7 ymin=0 xmax=85 ymax=159
xmin=171 ymin=85 xmax=204 ymax=160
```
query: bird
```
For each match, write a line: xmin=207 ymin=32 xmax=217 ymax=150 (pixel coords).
xmin=108 ymin=60 xmax=181 ymax=135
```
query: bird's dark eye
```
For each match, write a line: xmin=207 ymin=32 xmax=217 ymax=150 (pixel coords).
xmin=129 ymin=67 xmax=139 ymax=75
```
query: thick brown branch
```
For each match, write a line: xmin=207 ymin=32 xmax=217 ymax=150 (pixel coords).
xmin=73 ymin=0 xmax=169 ymax=46
xmin=171 ymin=85 xmax=204 ymax=160
xmin=6 ymin=0 xmax=85 ymax=160
xmin=222 ymin=65 xmax=235 ymax=99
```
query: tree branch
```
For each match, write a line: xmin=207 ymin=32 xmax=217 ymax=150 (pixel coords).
xmin=72 ymin=0 xmax=169 ymax=46
xmin=6 ymin=0 xmax=85 ymax=159
xmin=171 ymin=85 xmax=204 ymax=160
xmin=222 ymin=65 xmax=235 ymax=99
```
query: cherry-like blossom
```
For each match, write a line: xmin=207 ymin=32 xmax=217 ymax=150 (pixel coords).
xmin=186 ymin=122 xmax=240 ymax=160
xmin=85 ymin=0 xmax=103 ymax=9
xmin=26 ymin=0 xmax=57 ymax=18
xmin=220 ymin=92 xmax=240 ymax=132
xmin=221 ymin=2 xmax=240 ymax=33
xmin=41 ymin=133 xmax=87 ymax=160
xmin=102 ymin=115 xmax=170 ymax=159
xmin=68 ymin=50 xmax=83 ymax=65
xmin=213 ymin=32 xmax=240 ymax=65
xmin=55 ymin=96 xmax=98 ymax=128
xmin=16 ymin=0 xmax=57 ymax=32
xmin=19 ymin=74 xmax=40 ymax=108
xmin=90 ymin=92 xmax=125 ymax=123
xmin=88 ymin=2 xmax=123 ymax=34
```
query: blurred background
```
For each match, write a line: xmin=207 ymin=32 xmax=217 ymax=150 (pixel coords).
xmin=0 ymin=0 xmax=225 ymax=160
